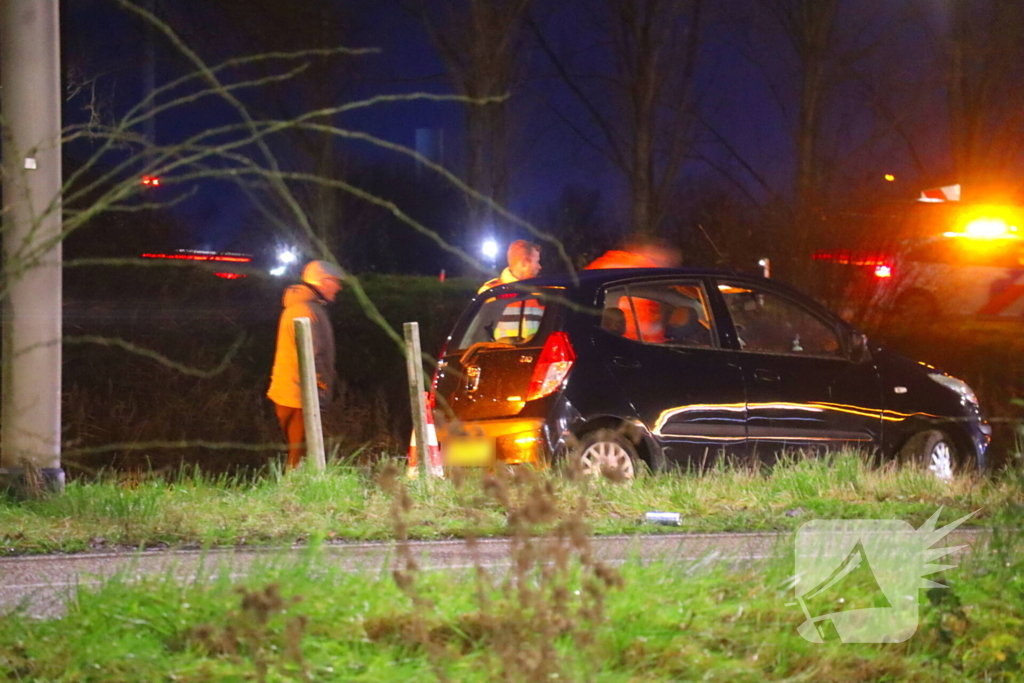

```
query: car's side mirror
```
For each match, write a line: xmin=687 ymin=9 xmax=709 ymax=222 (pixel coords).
xmin=850 ymin=332 xmax=870 ymax=363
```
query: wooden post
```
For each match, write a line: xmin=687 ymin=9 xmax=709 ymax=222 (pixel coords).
xmin=404 ymin=322 xmax=431 ymax=479
xmin=294 ymin=317 xmax=326 ymax=471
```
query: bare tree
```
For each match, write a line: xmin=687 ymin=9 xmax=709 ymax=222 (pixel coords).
xmin=162 ymin=0 xmax=359 ymax=257
xmin=531 ymin=0 xmax=705 ymax=238
xmin=706 ymin=0 xmax=909 ymax=289
xmin=407 ymin=0 xmax=533 ymax=250
xmin=2 ymin=0 xmax=567 ymax=475
xmin=943 ymin=0 xmax=1024 ymax=200
xmin=742 ymin=0 xmax=840 ymax=273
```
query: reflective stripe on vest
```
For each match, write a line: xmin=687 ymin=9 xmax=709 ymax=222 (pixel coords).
xmin=493 ymin=299 xmax=544 ymax=340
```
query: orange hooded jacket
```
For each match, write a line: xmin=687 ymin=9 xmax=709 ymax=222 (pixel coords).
xmin=585 ymin=250 xmax=665 ymax=342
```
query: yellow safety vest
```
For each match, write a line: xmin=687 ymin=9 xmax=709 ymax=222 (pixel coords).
xmin=493 ymin=298 xmax=544 ymax=341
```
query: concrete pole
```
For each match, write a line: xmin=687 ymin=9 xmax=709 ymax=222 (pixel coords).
xmin=294 ymin=317 xmax=326 ymax=471
xmin=0 ymin=0 xmax=65 ymax=492
xmin=403 ymin=322 xmax=431 ymax=479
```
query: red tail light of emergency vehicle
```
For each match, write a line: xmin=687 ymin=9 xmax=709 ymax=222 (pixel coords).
xmin=813 ymin=249 xmax=891 ymax=266
xmin=526 ymin=332 xmax=575 ymax=401
xmin=814 ymin=249 xmax=894 ymax=278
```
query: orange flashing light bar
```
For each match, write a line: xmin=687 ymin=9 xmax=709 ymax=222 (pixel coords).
xmin=944 ymin=217 xmax=1021 ymax=241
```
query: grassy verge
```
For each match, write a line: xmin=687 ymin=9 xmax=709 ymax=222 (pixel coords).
xmin=0 ymin=453 xmax=1021 ymax=555
xmin=0 ymin=501 xmax=1020 ymax=681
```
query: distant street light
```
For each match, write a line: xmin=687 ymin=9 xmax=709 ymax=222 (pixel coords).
xmin=482 ymin=238 xmax=499 ymax=263
xmin=884 ymin=174 xmax=896 ymax=182
xmin=277 ymin=247 xmax=298 ymax=264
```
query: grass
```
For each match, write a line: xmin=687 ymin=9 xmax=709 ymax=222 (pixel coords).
xmin=0 ymin=487 xmax=1020 ymax=682
xmin=0 ymin=452 xmax=1021 ymax=555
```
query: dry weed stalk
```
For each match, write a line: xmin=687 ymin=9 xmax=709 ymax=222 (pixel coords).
xmin=372 ymin=462 xmax=623 ymax=682
xmin=189 ymin=583 xmax=309 ymax=683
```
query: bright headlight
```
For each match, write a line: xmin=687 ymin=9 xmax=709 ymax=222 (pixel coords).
xmin=929 ymin=373 xmax=979 ymax=406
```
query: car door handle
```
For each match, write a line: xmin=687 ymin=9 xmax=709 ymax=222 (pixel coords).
xmin=754 ymin=369 xmax=780 ymax=382
xmin=613 ymin=356 xmax=641 ymax=369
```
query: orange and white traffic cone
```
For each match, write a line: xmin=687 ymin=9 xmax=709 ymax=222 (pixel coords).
xmin=407 ymin=393 xmax=443 ymax=478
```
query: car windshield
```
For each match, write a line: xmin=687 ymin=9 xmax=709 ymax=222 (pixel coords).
xmin=452 ymin=290 xmax=550 ymax=351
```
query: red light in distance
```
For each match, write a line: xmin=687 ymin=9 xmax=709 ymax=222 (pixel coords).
xmin=141 ymin=175 xmax=161 ymax=187
xmin=141 ymin=252 xmax=252 ymax=263
xmin=813 ymin=249 xmax=891 ymax=266
xmin=214 ymin=272 xmax=246 ymax=279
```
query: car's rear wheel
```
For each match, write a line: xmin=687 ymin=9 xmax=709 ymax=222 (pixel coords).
xmin=899 ymin=429 xmax=957 ymax=481
xmin=573 ymin=428 xmax=640 ymax=480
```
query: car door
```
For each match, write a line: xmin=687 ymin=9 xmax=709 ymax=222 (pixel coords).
xmin=596 ymin=278 xmax=748 ymax=468
xmin=713 ymin=279 xmax=883 ymax=461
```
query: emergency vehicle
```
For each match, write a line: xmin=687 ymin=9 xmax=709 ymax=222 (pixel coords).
xmin=815 ymin=204 xmax=1024 ymax=320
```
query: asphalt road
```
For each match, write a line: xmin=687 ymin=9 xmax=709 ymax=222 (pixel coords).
xmin=0 ymin=529 xmax=987 ymax=619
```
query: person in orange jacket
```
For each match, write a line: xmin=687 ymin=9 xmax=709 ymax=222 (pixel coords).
xmin=585 ymin=238 xmax=681 ymax=343
xmin=267 ymin=260 xmax=344 ymax=470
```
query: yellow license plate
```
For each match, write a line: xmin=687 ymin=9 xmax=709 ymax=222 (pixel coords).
xmin=443 ymin=437 xmax=495 ymax=467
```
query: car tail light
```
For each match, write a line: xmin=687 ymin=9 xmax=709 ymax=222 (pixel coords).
xmin=427 ymin=341 xmax=448 ymax=410
xmin=526 ymin=332 xmax=575 ymax=401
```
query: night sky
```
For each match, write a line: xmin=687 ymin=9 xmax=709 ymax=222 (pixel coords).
xmin=57 ymin=0 xmax=990 ymax=268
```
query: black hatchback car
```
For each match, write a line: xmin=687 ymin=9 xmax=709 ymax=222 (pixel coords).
xmin=430 ymin=268 xmax=990 ymax=480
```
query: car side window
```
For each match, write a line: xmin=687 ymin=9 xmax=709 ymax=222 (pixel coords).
xmin=718 ymin=282 xmax=843 ymax=358
xmin=601 ymin=282 xmax=716 ymax=348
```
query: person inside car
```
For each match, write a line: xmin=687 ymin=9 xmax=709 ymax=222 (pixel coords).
xmin=586 ymin=237 xmax=682 ymax=342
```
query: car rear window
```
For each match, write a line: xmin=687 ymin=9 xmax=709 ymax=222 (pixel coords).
xmin=451 ymin=291 xmax=550 ymax=351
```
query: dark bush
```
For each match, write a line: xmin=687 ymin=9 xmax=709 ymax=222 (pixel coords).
xmin=60 ymin=268 xmax=476 ymax=475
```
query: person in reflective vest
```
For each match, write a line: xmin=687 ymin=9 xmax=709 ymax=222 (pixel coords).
xmin=493 ymin=296 xmax=545 ymax=342
xmin=267 ymin=260 xmax=343 ymax=470
xmin=479 ymin=239 xmax=542 ymax=293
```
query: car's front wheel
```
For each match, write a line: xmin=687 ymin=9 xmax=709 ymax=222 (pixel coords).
xmin=899 ymin=429 xmax=957 ymax=481
xmin=572 ymin=428 xmax=640 ymax=480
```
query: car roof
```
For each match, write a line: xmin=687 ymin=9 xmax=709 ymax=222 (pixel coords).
xmin=480 ymin=267 xmax=762 ymax=300
xmin=476 ymin=266 xmax=851 ymax=329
